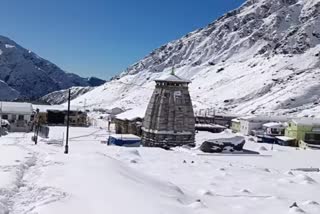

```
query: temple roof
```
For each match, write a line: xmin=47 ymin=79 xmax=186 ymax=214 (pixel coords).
xmin=155 ymin=74 xmax=191 ymax=83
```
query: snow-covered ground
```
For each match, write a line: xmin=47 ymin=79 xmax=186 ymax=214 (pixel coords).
xmin=0 ymin=127 xmax=320 ymax=214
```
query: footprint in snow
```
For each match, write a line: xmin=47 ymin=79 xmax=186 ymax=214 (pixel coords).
xmin=130 ymin=159 xmax=139 ymax=164
xmin=261 ymin=168 xmax=271 ymax=172
xmin=188 ymin=200 xmax=207 ymax=209
xmin=285 ymin=171 xmax=294 ymax=176
xmin=289 ymin=207 xmax=305 ymax=213
xmin=127 ymin=149 xmax=140 ymax=157
xmin=296 ymin=174 xmax=317 ymax=184
xmin=259 ymin=146 xmax=268 ymax=151
xmin=239 ymin=189 xmax=251 ymax=194
xmin=277 ymin=178 xmax=295 ymax=184
xmin=302 ymin=200 xmax=320 ymax=206
xmin=197 ymin=189 xmax=214 ymax=196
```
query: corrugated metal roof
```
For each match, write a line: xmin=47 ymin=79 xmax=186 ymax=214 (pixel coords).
xmin=0 ymin=102 xmax=33 ymax=114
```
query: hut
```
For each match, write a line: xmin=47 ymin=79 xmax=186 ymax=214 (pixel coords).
xmin=0 ymin=102 xmax=33 ymax=132
xmin=114 ymin=109 xmax=144 ymax=136
xmin=33 ymin=105 xmax=88 ymax=127
xmin=142 ymin=70 xmax=195 ymax=148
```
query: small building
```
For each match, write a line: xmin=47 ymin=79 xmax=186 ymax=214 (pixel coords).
xmin=275 ymin=136 xmax=296 ymax=146
xmin=285 ymin=118 xmax=320 ymax=148
xmin=239 ymin=115 xmax=290 ymax=135
xmin=231 ymin=119 xmax=241 ymax=133
xmin=108 ymin=134 xmax=141 ymax=147
xmin=195 ymin=114 xmax=237 ymax=128
xmin=262 ymin=122 xmax=286 ymax=136
xmin=34 ymin=105 xmax=88 ymax=127
xmin=0 ymin=102 xmax=33 ymax=132
xmin=195 ymin=124 xmax=226 ymax=133
xmin=142 ymin=70 xmax=195 ymax=148
xmin=114 ymin=109 xmax=144 ymax=136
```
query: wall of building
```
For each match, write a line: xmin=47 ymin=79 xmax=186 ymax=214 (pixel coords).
xmin=231 ymin=121 xmax=240 ymax=133
xmin=115 ymin=118 xmax=142 ymax=136
xmin=285 ymin=122 xmax=320 ymax=146
xmin=1 ymin=113 xmax=32 ymax=132
xmin=240 ymin=120 xmax=264 ymax=135
xmin=1 ymin=114 xmax=31 ymax=122
xmin=36 ymin=111 xmax=88 ymax=127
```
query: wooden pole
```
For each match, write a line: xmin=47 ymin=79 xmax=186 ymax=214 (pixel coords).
xmin=64 ymin=89 xmax=71 ymax=154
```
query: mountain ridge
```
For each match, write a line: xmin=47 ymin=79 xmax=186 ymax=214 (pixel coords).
xmin=69 ymin=0 xmax=320 ymax=117
xmin=0 ymin=35 xmax=105 ymax=100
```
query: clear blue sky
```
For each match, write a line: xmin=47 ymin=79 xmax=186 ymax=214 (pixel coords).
xmin=0 ymin=0 xmax=245 ymax=79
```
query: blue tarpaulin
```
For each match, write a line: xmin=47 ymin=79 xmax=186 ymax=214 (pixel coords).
xmin=108 ymin=134 xmax=141 ymax=147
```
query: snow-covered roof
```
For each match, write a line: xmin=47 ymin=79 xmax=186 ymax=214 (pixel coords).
xmin=292 ymin=118 xmax=320 ymax=126
xmin=239 ymin=115 xmax=290 ymax=122
xmin=231 ymin=118 xmax=240 ymax=123
xmin=275 ymin=136 xmax=295 ymax=142
xmin=195 ymin=124 xmax=226 ymax=129
xmin=33 ymin=104 xmax=83 ymax=113
xmin=156 ymin=74 xmax=191 ymax=83
xmin=206 ymin=136 xmax=245 ymax=146
xmin=109 ymin=134 xmax=141 ymax=140
xmin=262 ymin=122 xmax=285 ymax=128
xmin=115 ymin=108 xmax=145 ymax=120
xmin=0 ymin=102 xmax=33 ymax=114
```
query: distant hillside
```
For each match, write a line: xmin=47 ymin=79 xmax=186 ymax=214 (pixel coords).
xmin=40 ymin=86 xmax=93 ymax=105
xmin=71 ymin=0 xmax=320 ymax=118
xmin=0 ymin=35 xmax=105 ymax=100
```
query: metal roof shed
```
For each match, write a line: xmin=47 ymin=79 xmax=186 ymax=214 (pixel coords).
xmin=108 ymin=134 xmax=141 ymax=147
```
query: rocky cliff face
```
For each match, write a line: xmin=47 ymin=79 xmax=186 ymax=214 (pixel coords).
xmin=72 ymin=0 xmax=320 ymax=117
xmin=0 ymin=36 xmax=105 ymax=100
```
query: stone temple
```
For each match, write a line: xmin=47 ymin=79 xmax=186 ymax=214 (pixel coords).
xmin=142 ymin=71 xmax=195 ymax=148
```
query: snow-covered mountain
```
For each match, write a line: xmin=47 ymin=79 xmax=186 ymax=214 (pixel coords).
xmin=0 ymin=35 xmax=105 ymax=100
xmin=40 ymin=86 xmax=93 ymax=105
xmin=72 ymin=0 xmax=320 ymax=117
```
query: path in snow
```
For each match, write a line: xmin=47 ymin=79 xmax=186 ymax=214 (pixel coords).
xmin=0 ymin=133 xmax=67 ymax=214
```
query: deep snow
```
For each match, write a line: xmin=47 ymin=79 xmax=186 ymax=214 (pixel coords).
xmin=0 ymin=126 xmax=319 ymax=214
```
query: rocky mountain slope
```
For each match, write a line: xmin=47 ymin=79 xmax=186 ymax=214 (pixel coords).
xmin=72 ymin=0 xmax=320 ymax=117
xmin=40 ymin=86 xmax=93 ymax=105
xmin=0 ymin=36 xmax=105 ymax=100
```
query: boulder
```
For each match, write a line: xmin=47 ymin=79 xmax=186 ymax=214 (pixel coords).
xmin=200 ymin=136 xmax=245 ymax=153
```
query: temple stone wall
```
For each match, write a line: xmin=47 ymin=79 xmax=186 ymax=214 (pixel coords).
xmin=142 ymin=77 xmax=195 ymax=148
